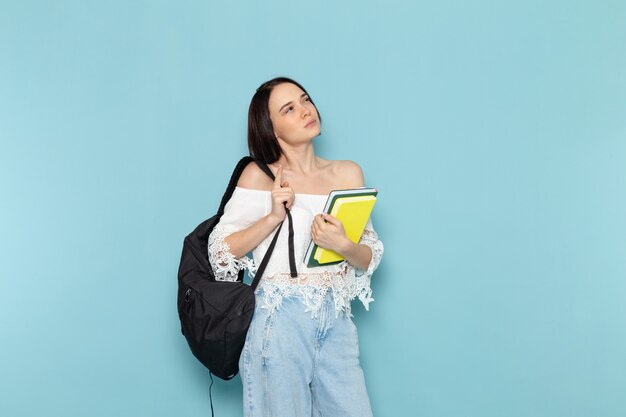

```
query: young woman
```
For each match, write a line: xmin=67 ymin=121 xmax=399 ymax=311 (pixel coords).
xmin=207 ymin=77 xmax=384 ymax=417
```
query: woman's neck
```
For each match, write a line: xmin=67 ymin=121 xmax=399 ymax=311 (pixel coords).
xmin=273 ymin=145 xmax=321 ymax=176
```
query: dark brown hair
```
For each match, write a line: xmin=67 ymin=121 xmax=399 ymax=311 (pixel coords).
xmin=248 ymin=77 xmax=322 ymax=164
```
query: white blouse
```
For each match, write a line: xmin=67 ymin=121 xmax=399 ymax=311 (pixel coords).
xmin=207 ymin=186 xmax=384 ymax=318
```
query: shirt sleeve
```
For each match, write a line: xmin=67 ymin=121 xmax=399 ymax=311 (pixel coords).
xmin=354 ymin=218 xmax=384 ymax=279
xmin=207 ymin=191 xmax=265 ymax=282
xmin=341 ymin=217 xmax=384 ymax=311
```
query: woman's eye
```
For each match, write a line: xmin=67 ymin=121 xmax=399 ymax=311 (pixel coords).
xmin=286 ymin=106 xmax=294 ymax=113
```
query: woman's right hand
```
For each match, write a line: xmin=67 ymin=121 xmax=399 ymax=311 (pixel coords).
xmin=268 ymin=165 xmax=294 ymax=224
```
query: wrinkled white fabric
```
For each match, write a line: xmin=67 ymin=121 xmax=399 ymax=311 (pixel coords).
xmin=207 ymin=186 xmax=384 ymax=318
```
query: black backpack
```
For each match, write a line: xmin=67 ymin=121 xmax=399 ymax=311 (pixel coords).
xmin=177 ymin=156 xmax=298 ymax=380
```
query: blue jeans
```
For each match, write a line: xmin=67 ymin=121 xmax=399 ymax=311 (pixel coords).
xmin=239 ymin=289 xmax=374 ymax=417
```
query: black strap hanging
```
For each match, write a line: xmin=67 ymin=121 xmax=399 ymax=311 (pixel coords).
xmin=254 ymin=160 xmax=298 ymax=278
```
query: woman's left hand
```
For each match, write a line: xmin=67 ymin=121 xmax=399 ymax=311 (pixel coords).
xmin=311 ymin=213 xmax=350 ymax=254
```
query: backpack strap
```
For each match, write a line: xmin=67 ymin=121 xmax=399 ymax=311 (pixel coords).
xmin=253 ymin=160 xmax=275 ymax=181
xmin=250 ymin=218 xmax=284 ymax=291
xmin=253 ymin=160 xmax=298 ymax=278
xmin=216 ymin=156 xmax=255 ymax=217
xmin=217 ymin=156 xmax=298 ymax=282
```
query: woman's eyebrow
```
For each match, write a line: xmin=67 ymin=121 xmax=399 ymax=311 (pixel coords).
xmin=279 ymin=93 xmax=308 ymax=112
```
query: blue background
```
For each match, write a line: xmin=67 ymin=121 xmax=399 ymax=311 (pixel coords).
xmin=1 ymin=1 xmax=625 ymax=416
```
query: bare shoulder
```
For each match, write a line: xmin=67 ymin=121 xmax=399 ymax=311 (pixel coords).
xmin=237 ymin=161 xmax=274 ymax=190
xmin=334 ymin=159 xmax=365 ymax=188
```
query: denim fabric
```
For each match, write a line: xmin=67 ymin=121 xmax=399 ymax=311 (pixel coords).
xmin=239 ymin=289 xmax=373 ymax=417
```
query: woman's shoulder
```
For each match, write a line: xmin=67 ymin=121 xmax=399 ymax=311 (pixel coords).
xmin=307 ymin=158 xmax=365 ymax=188
xmin=311 ymin=157 xmax=362 ymax=173
xmin=333 ymin=159 xmax=365 ymax=188
xmin=237 ymin=161 xmax=274 ymax=190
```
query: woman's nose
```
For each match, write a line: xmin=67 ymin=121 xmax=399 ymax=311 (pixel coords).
xmin=300 ymin=105 xmax=311 ymax=117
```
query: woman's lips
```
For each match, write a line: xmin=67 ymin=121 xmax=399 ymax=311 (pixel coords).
xmin=305 ymin=120 xmax=317 ymax=128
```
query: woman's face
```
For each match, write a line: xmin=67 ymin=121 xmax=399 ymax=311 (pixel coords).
xmin=268 ymin=82 xmax=320 ymax=145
